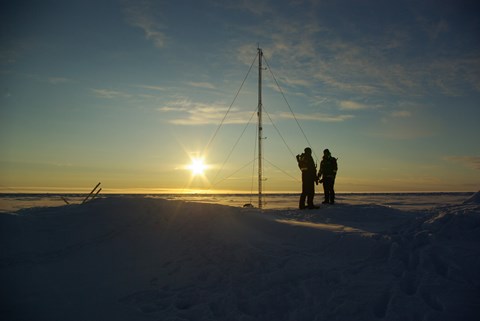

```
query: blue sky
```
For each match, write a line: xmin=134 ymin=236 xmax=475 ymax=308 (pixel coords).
xmin=1 ymin=0 xmax=479 ymax=193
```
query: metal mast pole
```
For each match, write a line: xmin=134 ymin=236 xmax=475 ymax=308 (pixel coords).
xmin=257 ymin=47 xmax=263 ymax=209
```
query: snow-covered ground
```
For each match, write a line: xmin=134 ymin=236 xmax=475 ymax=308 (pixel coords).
xmin=1 ymin=192 xmax=479 ymax=320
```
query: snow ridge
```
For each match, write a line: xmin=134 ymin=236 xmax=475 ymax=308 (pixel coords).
xmin=1 ymin=197 xmax=479 ymax=321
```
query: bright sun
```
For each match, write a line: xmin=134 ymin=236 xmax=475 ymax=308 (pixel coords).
xmin=188 ymin=158 xmax=207 ymax=176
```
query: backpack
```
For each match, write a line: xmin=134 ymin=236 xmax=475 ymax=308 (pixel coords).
xmin=297 ymin=153 xmax=312 ymax=172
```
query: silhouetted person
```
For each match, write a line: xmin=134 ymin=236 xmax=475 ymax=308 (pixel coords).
xmin=318 ymin=149 xmax=337 ymax=204
xmin=297 ymin=147 xmax=318 ymax=209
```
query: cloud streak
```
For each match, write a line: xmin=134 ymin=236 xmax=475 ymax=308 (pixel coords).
xmin=92 ymin=89 xmax=132 ymax=99
xmin=444 ymin=156 xmax=480 ymax=170
xmin=339 ymin=100 xmax=372 ymax=111
xmin=159 ymin=96 xmax=355 ymax=125
xmin=134 ymin=84 xmax=167 ymax=91
xmin=159 ymin=98 xmax=255 ymax=125
xmin=123 ymin=1 xmax=167 ymax=48
xmin=278 ymin=111 xmax=354 ymax=122
xmin=391 ymin=111 xmax=412 ymax=118
xmin=188 ymin=82 xmax=216 ymax=89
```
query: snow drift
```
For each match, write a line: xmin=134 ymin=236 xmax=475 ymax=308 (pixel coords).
xmin=1 ymin=195 xmax=479 ymax=321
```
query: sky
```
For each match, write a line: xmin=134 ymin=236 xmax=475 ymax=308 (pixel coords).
xmin=1 ymin=0 xmax=479 ymax=194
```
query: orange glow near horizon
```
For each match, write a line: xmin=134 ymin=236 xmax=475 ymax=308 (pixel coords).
xmin=0 ymin=184 xmax=475 ymax=195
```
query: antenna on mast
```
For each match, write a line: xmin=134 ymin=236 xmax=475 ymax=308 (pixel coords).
xmin=257 ymin=47 xmax=263 ymax=209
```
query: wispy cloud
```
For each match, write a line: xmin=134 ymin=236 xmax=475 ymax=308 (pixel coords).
xmin=425 ymin=56 xmax=480 ymax=96
xmin=159 ymin=94 xmax=354 ymax=125
xmin=188 ymin=82 xmax=216 ymax=89
xmin=391 ymin=110 xmax=412 ymax=118
xmin=278 ymin=112 xmax=354 ymax=122
xmin=134 ymin=84 xmax=167 ymax=91
xmin=92 ymin=88 xmax=132 ymax=99
xmin=159 ymin=98 xmax=254 ymax=125
xmin=123 ymin=0 xmax=167 ymax=48
xmin=444 ymin=156 xmax=480 ymax=170
xmin=339 ymin=100 xmax=372 ymax=111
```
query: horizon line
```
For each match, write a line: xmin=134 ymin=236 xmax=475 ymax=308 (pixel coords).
xmin=0 ymin=189 xmax=476 ymax=195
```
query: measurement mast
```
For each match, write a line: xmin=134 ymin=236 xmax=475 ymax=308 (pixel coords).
xmin=257 ymin=47 xmax=263 ymax=209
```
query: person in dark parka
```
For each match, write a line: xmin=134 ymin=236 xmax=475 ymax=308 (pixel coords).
xmin=296 ymin=147 xmax=318 ymax=209
xmin=318 ymin=149 xmax=337 ymax=204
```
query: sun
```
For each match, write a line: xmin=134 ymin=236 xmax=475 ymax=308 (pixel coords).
xmin=188 ymin=157 xmax=207 ymax=176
